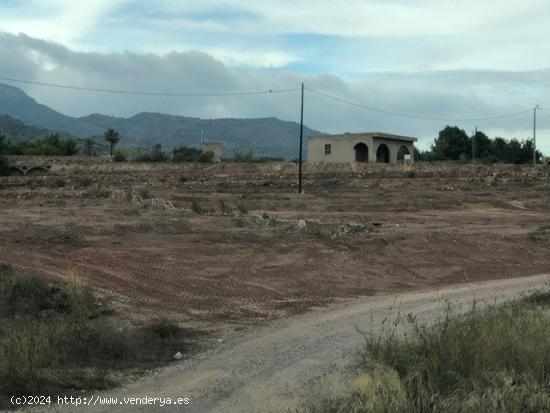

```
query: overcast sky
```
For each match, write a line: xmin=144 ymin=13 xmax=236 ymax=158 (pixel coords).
xmin=1 ymin=0 xmax=550 ymax=152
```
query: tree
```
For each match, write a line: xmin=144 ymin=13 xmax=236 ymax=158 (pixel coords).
xmin=104 ymin=129 xmax=120 ymax=157
xmin=490 ymin=137 xmax=508 ymax=162
xmin=432 ymin=126 xmax=470 ymax=160
xmin=83 ymin=138 xmax=96 ymax=157
xmin=0 ymin=132 xmax=7 ymax=155
xmin=471 ymin=130 xmax=491 ymax=160
xmin=0 ymin=132 xmax=8 ymax=176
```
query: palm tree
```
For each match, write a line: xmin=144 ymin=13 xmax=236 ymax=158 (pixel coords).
xmin=104 ymin=129 xmax=120 ymax=157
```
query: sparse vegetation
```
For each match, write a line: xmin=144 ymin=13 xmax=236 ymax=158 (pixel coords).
xmin=134 ymin=144 xmax=168 ymax=162
xmin=191 ymin=199 xmax=206 ymax=214
xmin=172 ymin=146 xmax=213 ymax=163
xmin=113 ymin=150 xmax=127 ymax=162
xmin=236 ymin=203 xmax=248 ymax=215
xmin=299 ymin=294 xmax=550 ymax=412
xmin=231 ymin=149 xmax=284 ymax=163
xmin=0 ymin=265 xmax=199 ymax=410
xmin=0 ymin=156 xmax=9 ymax=176
xmin=219 ymin=200 xmax=233 ymax=215
xmin=137 ymin=186 xmax=153 ymax=199
xmin=83 ymin=184 xmax=111 ymax=199
xmin=74 ymin=176 xmax=94 ymax=188
xmin=0 ymin=133 xmax=78 ymax=156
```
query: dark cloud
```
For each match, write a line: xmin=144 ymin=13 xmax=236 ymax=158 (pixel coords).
xmin=0 ymin=32 xmax=549 ymax=151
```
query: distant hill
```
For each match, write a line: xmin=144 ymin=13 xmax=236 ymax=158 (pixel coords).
xmin=0 ymin=83 xmax=72 ymax=127
xmin=0 ymin=114 xmax=73 ymax=140
xmin=0 ymin=83 xmax=322 ymax=158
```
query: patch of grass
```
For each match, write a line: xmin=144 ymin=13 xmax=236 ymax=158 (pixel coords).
xmin=83 ymin=184 xmax=111 ymax=199
xmin=219 ymin=200 xmax=233 ymax=215
xmin=191 ymin=199 xmax=206 ymax=214
xmin=74 ymin=176 xmax=94 ymax=188
xmin=236 ymin=203 xmax=248 ymax=215
xmin=0 ymin=265 xmax=201 ymax=410
xmin=137 ymin=186 xmax=152 ymax=200
xmin=298 ymin=295 xmax=550 ymax=412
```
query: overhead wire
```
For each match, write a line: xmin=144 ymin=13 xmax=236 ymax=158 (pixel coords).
xmin=305 ymin=87 xmax=533 ymax=122
xmin=0 ymin=74 xmax=540 ymax=124
xmin=0 ymin=76 xmax=301 ymax=97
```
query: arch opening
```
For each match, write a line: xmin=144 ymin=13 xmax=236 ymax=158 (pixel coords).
xmin=26 ymin=167 xmax=49 ymax=175
xmin=376 ymin=144 xmax=390 ymax=163
xmin=397 ymin=145 xmax=411 ymax=162
xmin=7 ymin=167 xmax=23 ymax=176
xmin=354 ymin=142 xmax=368 ymax=163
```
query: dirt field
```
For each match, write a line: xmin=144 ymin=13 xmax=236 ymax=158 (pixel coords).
xmin=1 ymin=158 xmax=550 ymax=330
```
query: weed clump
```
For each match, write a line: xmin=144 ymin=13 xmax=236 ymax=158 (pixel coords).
xmin=236 ymin=203 xmax=248 ymax=215
xmin=191 ymin=199 xmax=206 ymax=214
xmin=83 ymin=184 xmax=111 ymax=199
xmin=0 ymin=266 xmax=199 ymax=409
xmin=301 ymin=296 xmax=550 ymax=412
xmin=137 ymin=186 xmax=152 ymax=200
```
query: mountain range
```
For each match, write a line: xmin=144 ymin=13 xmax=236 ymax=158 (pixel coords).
xmin=0 ymin=83 xmax=320 ymax=158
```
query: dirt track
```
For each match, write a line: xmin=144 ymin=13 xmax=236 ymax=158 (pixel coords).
xmin=35 ymin=273 xmax=550 ymax=413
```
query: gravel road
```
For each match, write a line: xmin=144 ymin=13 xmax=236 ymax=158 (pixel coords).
xmin=39 ymin=273 xmax=550 ymax=413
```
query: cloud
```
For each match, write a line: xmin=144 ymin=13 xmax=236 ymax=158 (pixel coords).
xmin=0 ymin=0 xmax=130 ymax=48
xmin=133 ymin=0 xmax=549 ymax=37
xmin=3 ymin=0 xmax=550 ymax=74
xmin=0 ymin=32 xmax=549 ymax=153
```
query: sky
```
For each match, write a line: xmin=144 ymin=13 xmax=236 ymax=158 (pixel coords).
xmin=0 ymin=0 xmax=550 ymax=152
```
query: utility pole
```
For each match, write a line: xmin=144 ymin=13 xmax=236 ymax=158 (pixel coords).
xmin=472 ymin=126 xmax=477 ymax=161
xmin=298 ymin=82 xmax=304 ymax=194
xmin=533 ymin=105 xmax=539 ymax=166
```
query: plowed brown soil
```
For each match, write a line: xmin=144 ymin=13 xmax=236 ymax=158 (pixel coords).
xmin=1 ymin=158 xmax=550 ymax=329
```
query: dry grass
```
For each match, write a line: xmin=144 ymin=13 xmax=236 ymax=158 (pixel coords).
xmin=297 ymin=292 xmax=550 ymax=412
xmin=0 ymin=265 xmax=203 ymax=410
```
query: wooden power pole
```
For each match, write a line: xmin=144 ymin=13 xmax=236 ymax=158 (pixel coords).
xmin=298 ymin=82 xmax=304 ymax=194
xmin=533 ymin=105 xmax=539 ymax=166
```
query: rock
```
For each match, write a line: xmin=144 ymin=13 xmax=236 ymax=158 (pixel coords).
xmin=173 ymin=352 xmax=183 ymax=360
xmin=297 ymin=219 xmax=307 ymax=230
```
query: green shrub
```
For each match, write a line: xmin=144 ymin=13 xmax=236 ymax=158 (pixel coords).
xmin=191 ymin=199 xmax=206 ymax=214
xmin=232 ymin=149 xmax=255 ymax=162
xmin=172 ymin=146 xmax=213 ymax=163
xmin=137 ymin=187 xmax=152 ymax=200
xmin=0 ymin=156 xmax=9 ymax=176
xmin=74 ymin=176 xmax=93 ymax=188
xmin=134 ymin=145 xmax=167 ymax=162
xmin=219 ymin=200 xmax=233 ymax=215
xmin=0 ymin=267 xmax=65 ymax=317
xmin=236 ymin=203 xmax=248 ymax=215
xmin=113 ymin=150 xmax=127 ymax=162
xmin=3 ymin=134 xmax=78 ymax=156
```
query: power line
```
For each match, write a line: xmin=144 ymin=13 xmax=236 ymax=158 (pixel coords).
xmin=306 ymin=87 xmax=533 ymax=122
xmin=0 ymin=76 xmax=301 ymax=97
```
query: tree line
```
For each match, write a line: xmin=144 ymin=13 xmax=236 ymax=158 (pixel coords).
xmin=415 ymin=126 xmax=543 ymax=164
xmin=0 ymin=125 xmax=545 ymax=165
xmin=0 ymin=133 xmax=78 ymax=156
